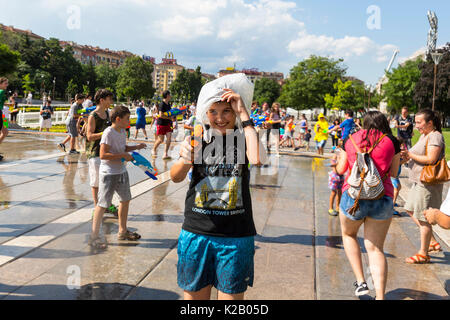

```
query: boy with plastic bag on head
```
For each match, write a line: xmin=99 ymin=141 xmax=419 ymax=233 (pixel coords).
xmin=170 ymin=73 xmax=267 ymax=300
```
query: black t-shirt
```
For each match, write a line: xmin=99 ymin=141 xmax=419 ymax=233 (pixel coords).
xmin=396 ymin=115 xmax=413 ymax=139
xmin=157 ymin=101 xmax=172 ymax=126
xmin=41 ymin=105 xmax=53 ymax=119
xmin=182 ymin=130 xmax=256 ymax=237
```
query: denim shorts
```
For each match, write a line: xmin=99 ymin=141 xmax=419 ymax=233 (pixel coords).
xmin=177 ymin=229 xmax=255 ymax=294
xmin=339 ymin=190 xmax=393 ymax=221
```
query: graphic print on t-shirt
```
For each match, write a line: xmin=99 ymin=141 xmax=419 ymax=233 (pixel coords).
xmin=192 ymin=138 xmax=246 ymax=215
xmin=194 ymin=173 xmax=242 ymax=211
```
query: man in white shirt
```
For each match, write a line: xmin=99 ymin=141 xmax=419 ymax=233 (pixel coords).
xmin=83 ymin=95 xmax=94 ymax=109
xmin=424 ymin=189 xmax=450 ymax=229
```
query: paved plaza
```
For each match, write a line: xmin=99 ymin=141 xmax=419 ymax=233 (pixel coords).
xmin=0 ymin=129 xmax=448 ymax=300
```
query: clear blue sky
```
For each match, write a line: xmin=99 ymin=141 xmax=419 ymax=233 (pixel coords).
xmin=1 ymin=0 xmax=449 ymax=86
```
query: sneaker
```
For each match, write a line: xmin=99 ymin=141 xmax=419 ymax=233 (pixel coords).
xmin=294 ymin=147 xmax=301 ymax=151
xmin=58 ymin=143 xmax=66 ymax=152
xmin=393 ymin=210 xmax=401 ymax=216
xmin=328 ymin=209 xmax=338 ymax=216
xmin=354 ymin=281 xmax=369 ymax=296
xmin=394 ymin=203 xmax=400 ymax=207
xmin=69 ymin=150 xmax=80 ymax=155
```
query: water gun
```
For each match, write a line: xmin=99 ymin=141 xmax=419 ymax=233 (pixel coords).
xmin=191 ymin=124 xmax=203 ymax=149
xmin=130 ymin=151 xmax=158 ymax=180
xmin=163 ymin=105 xmax=187 ymax=117
xmin=250 ymin=114 xmax=268 ymax=126
xmin=77 ymin=105 xmax=96 ymax=115
xmin=2 ymin=114 xmax=8 ymax=129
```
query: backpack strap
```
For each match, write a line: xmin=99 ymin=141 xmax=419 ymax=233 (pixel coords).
xmin=349 ymin=134 xmax=362 ymax=153
xmin=367 ymin=134 xmax=387 ymax=154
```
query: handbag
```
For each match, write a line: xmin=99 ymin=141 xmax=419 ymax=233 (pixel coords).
xmin=420 ymin=138 xmax=450 ymax=185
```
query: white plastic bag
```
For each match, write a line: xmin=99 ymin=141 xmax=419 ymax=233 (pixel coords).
xmin=196 ymin=73 xmax=254 ymax=142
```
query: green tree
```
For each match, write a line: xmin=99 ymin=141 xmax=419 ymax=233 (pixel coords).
xmin=96 ymin=62 xmax=119 ymax=94
xmin=42 ymin=38 xmax=84 ymax=99
xmin=382 ymin=58 xmax=421 ymax=113
xmin=414 ymin=43 xmax=450 ymax=118
xmin=324 ymin=79 xmax=356 ymax=110
xmin=22 ymin=73 xmax=34 ymax=93
xmin=254 ymin=78 xmax=281 ymax=106
xmin=82 ymin=62 xmax=97 ymax=96
xmin=116 ymin=56 xmax=155 ymax=100
xmin=65 ymin=79 xmax=78 ymax=101
xmin=279 ymin=55 xmax=347 ymax=113
xmin=0 ymin=43 xmax=21 ymax=76
xmin=170 ymin=66 xmax=204 ymax=103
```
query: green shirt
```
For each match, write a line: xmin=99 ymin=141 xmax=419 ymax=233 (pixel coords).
xmin=86 ymin=110 xmax=111 ymax=159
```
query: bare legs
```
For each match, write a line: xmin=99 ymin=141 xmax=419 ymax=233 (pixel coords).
xmin=184 ymin=286 xmax=245 ymax=300
xmin=339 ymin=213 xmax=392 ymax=300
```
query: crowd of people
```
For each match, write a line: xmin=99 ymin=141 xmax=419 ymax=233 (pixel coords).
xmin=0 ymin=74 xmax=449 ymax=301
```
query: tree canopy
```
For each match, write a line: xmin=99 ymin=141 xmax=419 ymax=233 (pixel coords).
xmin=382 ymin=58 xmax=421 ymax=113
xmin=279 ymin=55 xmax=347 ymax=113
xmin=253 ymin=78 xmax=281 ymax=106
xmin=116 ymin=56 xmax=155 ymax=101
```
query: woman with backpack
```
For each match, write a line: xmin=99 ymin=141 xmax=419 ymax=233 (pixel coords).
xmin=402 ymin=109 xmax=446 ymax=264
xmin=334 ymin=111 xmax=401 ymax=300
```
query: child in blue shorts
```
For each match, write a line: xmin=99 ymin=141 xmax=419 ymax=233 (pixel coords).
xmin=170 ymin=74 xmax=265 ymax=300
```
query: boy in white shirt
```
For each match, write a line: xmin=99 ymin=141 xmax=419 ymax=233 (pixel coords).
xmin=89 ymin=105 xmax=146 ymax=249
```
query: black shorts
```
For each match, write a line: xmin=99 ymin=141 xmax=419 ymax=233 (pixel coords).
xmin=0 ymin=110 xmax=3 ymax=130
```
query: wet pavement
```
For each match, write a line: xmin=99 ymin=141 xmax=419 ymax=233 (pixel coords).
xmin=0 ymin=130 xmax=448 ymax=300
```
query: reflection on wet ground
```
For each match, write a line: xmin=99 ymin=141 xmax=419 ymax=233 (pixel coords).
xmin=0 ymin=131 xmax=448 ymax=300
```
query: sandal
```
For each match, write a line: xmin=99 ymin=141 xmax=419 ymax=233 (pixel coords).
xmin=118 ymin=230 xmax=141 ymax=241
xmin=88 ymin=236 xmax=107 ymax=249
xmin=428 ymin=241 xmax=441 ymax=253
xmin=405 ymin=253 xmax=431 ymax=264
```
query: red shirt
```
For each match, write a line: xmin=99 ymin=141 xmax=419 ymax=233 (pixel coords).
xmin=342 ymin=130 xmax=400 ymax=198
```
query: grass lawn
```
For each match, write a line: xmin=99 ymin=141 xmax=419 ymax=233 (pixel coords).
xmin=394 ymin=128 xmax=450 ymax=159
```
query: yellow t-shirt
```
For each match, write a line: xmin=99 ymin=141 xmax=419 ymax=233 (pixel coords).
xmin=314 ymin=120 xmax=329 ymax=142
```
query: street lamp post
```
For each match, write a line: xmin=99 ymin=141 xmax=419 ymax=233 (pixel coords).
xmin=431 ymin=51 xmax=443 ymax=111
xmin=52 ymin=77 xmax=56 ymax=100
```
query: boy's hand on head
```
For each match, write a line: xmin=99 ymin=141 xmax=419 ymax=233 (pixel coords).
xmin=221 ymin=88 xmax=247 ymax=119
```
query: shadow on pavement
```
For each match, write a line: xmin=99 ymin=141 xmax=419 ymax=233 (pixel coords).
xmin=0 ymin=282 xmax=180 ymax=300
xmin=385 ymin=288 xmax=447 ymax=300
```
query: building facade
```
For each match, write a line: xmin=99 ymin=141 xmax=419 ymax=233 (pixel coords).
xmin=60 ymin=41 xmax=134 ymax=67
xmin=154 ymin=52 xmax=184 ymax=95
xmin=0 ymin=24 xmax=45 ymax=41
xmin=217 ymin=67 xmax=284 ymax=84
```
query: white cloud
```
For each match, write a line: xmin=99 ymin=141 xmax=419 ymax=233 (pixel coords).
xmin=287 ymin=32 xmax=398 ymax=63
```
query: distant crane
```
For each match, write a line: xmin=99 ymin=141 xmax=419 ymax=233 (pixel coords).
xmin=371 ymin=49 xmax=398 ymax=109
xmin=385 ymin=49 xmax=399 ymax=74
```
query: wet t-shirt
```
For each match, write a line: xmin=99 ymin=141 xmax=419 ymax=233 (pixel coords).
xmin=182 ymin=129 xmax=256 ymax=237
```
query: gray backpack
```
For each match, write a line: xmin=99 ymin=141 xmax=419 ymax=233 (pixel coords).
xmin=346 ymin=134 xmax=387 ymax=215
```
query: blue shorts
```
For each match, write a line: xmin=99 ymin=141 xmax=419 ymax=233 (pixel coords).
xmin=135 ymin=122 xmax=146 ymax=129
xmin=339 ymin=190 xmax=393 ymax=221
xmin=316 ymin=140 xmax=326 ymax=149
xmin=177 ymin=229 xmax=255 ymax=294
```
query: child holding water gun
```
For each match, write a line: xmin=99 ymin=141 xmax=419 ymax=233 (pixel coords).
xmin=89 ymin=105 xmax=146 ymax=249
xmin=170 ymin=74 xmax=266 ymax=300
